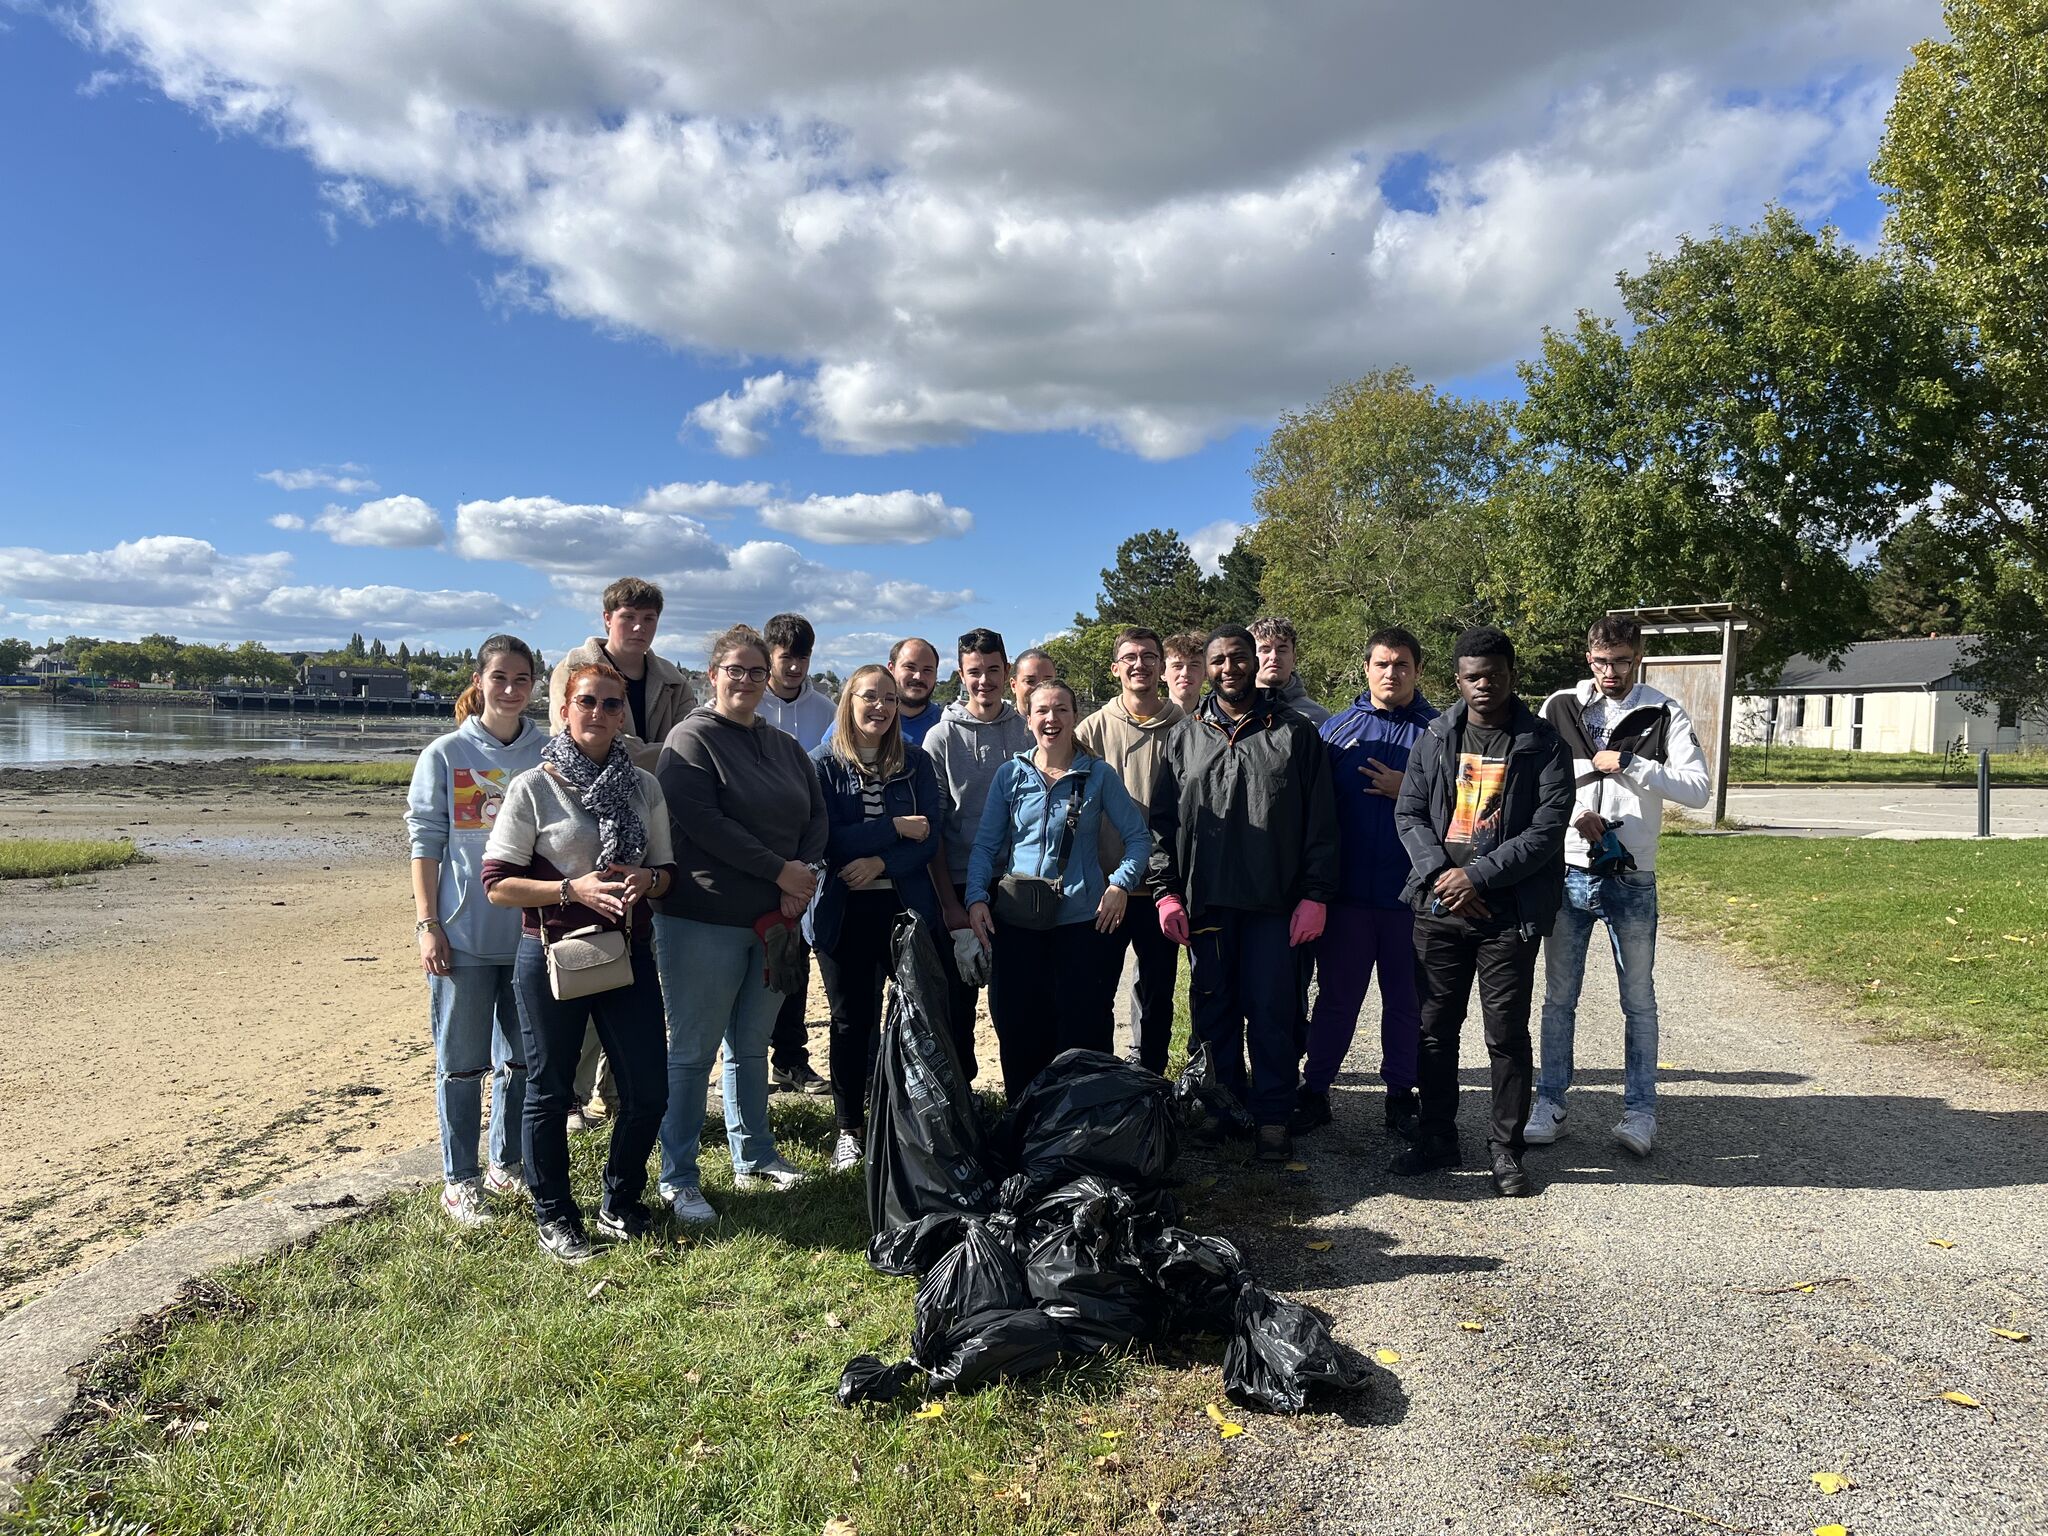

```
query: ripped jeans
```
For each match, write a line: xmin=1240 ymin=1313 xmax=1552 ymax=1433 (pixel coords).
xmin=428 ymin=963 xmax=526 ymax=1184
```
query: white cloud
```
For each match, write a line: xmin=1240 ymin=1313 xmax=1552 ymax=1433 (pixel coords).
xmin=812 ymin=629 xmax=910 ymax=674
xmin=258 ymin=464 xmax=380 ymax=494
xmin=81 ymin=0 xmax=1934 ymax=457
xmin=453 ymin=495 xmax=729 ymax=574
xmin=268 ymin=512 xmax=306 ymax=530
xmin=635 ymin=479 xmax=775 ymax=517
xmin=1185 ymin=519 xmax=1243 ymax=575
xmin=309 ymin=493 xmax=444 ymax=548
xmin=758 ymin=490 xmax=972 ymax=546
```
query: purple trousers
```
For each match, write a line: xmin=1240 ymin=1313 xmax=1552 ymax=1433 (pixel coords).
xmin=1301 ymin=903 xmax=1421 ymax=1095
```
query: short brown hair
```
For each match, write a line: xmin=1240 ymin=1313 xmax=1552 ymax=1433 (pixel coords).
xmin=1587 ymin=615 xmax=1643 ymax=651
xmin=1163 ymin=631 xmax=1207 ymax=662
xmin=890 ymin=636 xmax=939 ymax=667
xmin=602 ymin=577 xmax=664 ymax=616
xmin=1249 ymin=615 xmax=1298 ymax=647
xmin=709 ymin=623 xmax=768 ymax=671
xmin=1112 ymin=626 xmax=1163 ymax=658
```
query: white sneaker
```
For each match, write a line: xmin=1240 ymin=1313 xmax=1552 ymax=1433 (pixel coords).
xmin=483 ymin=1162 xmax=525 ymax=1196
xmin=734 ymin=1156 xmax=809 ymax=1192
xmin=1613 ymin=1111 xmax=1656 ymax=1157
xmin=661 ymin=1184 xmax=718 ymax=1225
xmin=831 ymin=1131 xmax=864 ymax=1173
xmin=440 ymin=1179 xmax=490 ymax=1227
xmin=1522 ymin=1098 xmax=1567 ymax=1145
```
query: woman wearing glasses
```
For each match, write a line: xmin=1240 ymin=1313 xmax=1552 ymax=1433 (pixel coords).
xmin=481 ymin=660 xmax=675 ymax=1264
xmin=806 ymin=664 xmax=944 ymax=1171
xmin=652 ymin=625 xmax=828 ymax=1223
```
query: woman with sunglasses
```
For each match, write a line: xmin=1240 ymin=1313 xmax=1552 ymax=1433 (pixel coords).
xmin=482 ymin=661 xmax=675 ymax=1264
xmin=806 ymin=664 xmax=944 ymax=1171
xmin=652 ymin=625 xmax=828 ymax=1223
xmin=405 ymin=634 xmax=546 ymax=1227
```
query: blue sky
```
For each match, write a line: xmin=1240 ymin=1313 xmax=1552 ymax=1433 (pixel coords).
xmin=0 ymin=2 xmax=1931 ymax=674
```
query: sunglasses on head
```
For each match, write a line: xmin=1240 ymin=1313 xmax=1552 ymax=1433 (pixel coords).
xmin=570 ymin=694 xmax=625 ymax=715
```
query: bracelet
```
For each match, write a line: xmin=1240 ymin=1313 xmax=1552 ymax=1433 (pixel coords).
xmin=415 ymin=917 xmax=440 ymax=934
xmin=559 ymin=877 xmax=573 ymax=908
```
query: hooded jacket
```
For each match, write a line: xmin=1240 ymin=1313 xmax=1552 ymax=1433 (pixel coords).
xmin=1538 ymin=679 xmax=1710 ymax=873
xmin=1319 ymin=688 xmax=1439 ymax=910
xmin=1393 ymin=697 xmax=1572 ymax=937
xmin=920 ymin=698 xmax=1034 ymax=881
xmin=1274 ymin=673 xmax=1332 ymax=727
xmin=548 ymin=638 xmax=699 ymax=771
xmin=404 ymin=715 xmax=547 ymax=962
xmin=966 ymin=751 xmax=1151 ymax=927
xmin=1147 ymin=690 xmax=1339 ymax=919
xmin=804 ymin=741 xmax=944 ymax=952
xmin=759 ymin=679 xmax=838 ymax=753
xmin=653 ymin=706 xmax=827 ymax=928
xmin=1074 ymin=694 xmax=1184 ymax=877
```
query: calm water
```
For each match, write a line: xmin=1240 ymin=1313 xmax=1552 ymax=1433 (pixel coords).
xmin=0 ymin=698 xmax=450 ymax=767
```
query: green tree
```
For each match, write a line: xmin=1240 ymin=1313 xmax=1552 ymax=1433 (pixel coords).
xmin=1040 ymin=621 xmax=1120 ymax=708
xmin=369 ymin=637 xmax=388 ymax=661
xmin=396 ymin=641 xmax=412 ymax=666
xmin=1089 ymin=529 xmax=1211 ymax=635
xmin=1201 ymin=535 xmax=1265 ymax=630
xmin=0 ymin=637 xmax=29 ymax=675
xmin=230 ymin=641 xmax=292 ymax=686
xmin=1956 ymin=545 xmax=2048 ymax=730
xmin=137 ymin=632 xmax=182 ymax=683
xmin=79 ymin=641 xmax=149 ymax=682
xmin=341 ymin=632 xmax=368 ymax=661
xmin=1866 ymin=511 xmax=1983 ymax=637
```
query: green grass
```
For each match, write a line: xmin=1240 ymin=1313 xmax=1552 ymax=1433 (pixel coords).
xmin=0 ymin=837 xmax=142 ymax=880
xmin=1728 ymin=743 xmax=2048 ymax=784
xmin=1658 ymin=835 xmax=2048 ymax=1075
xmin=4 ymin=1096 xmax=1237 ymax=1536
xmin=254 ymin=760 xmax=415 ymax=785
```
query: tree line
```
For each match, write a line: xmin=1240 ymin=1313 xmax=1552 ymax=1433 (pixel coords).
xmin=1 ymin=631 xmax=485 ymax=697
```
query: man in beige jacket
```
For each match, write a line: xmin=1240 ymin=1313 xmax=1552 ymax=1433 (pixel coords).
xmin=1074 ymin=625 xmax=1185 ymax=1073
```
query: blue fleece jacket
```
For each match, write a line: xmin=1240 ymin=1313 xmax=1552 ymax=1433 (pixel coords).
xmin=804 ymin=742 xmax=944 ymax=952
xmin=404 ymin=715 xmax=546 ymax=962
xmin=966 ymin=751 xmax=1150 ymax=927
xmin=1320 ymin=689 xmax=1438 ymax=909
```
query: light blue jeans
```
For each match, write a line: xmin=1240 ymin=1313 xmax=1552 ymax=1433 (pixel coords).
xmin=1538 ymin=868 xmax=1661 ymax=1115
xmin=654 ymin=913 xmax=784 ymax=1190
xmin=427 ymin=963 xmax=526 ymax=1183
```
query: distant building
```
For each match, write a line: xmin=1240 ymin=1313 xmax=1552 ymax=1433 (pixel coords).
xmin=1735 ymin=634 xmax=2044 ymax=755
xmin=26 ymin=650 xmax=74 ymax=675
xmin=298 ymin=662 xmax=410 ymax=700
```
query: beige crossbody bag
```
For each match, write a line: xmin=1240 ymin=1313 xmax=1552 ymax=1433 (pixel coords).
xmin=542 ymin=920 xmax=632 ymax=1000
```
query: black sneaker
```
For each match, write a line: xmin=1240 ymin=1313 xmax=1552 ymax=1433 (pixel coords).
xmin=770 ymin=1062 xmax=830 ymax=1097
xmin=1389 ymin=1138 xmax=1462 ymax=1176
xmin=595 ymin=1200 xmax=656 ymax=1241
xmin=1288 ymin=1088 xmax=1332 ymax=1134
xmin=1490 ymin=1151 xmax=1534 ymax=1199
xmin=1255 ymin=1124 xmax=1295 ymax=1164
xmin=1383 ymin=1087 xmax=1419 ymax=1136
xmin=536 ymin=1215 xmax=593 ymax=1265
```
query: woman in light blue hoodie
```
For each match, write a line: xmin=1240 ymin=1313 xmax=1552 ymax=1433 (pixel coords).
xmin=405 ymin=634 xmax=547 ymax=1226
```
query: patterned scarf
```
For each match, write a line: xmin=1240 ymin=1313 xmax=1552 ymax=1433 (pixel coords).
xmin=542 ymin=730 xmax=647 ymax=869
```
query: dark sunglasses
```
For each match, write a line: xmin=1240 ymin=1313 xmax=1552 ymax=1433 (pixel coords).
xmin=570 ymin=694 xmax=626 ymax=715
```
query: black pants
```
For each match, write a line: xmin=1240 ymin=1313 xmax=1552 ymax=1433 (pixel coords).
xmin=939 ymin=882 xmax=981 ymax=1082
xmin=1412 ymin=914 xmax=1539 ymax=1156
xmin=986 ymin=917 xmax=1115 ymax=1101
xmin=1107 ymin=891 xmax=1180 ymax=1073
xmin=815 ymin=890 xmax=901 ymax=1132
xmin=770 ymin=967 xmax=813 ymax=1073
xmin=1187 ymin=906 xmax=1299 ymax=1125
xmin=511 ymin=936 xmax=668 ymax=1226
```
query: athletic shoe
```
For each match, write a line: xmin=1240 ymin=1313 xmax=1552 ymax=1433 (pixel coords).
xmin=1612 ymin=1111 xmax=1656 ymax=1157
xmin=1288 ymin=1088 xmax=1332 ymax=1134
xmin=734 ymin=1156 xmax=810 ymax=1191
xmin=581 ymin=1096 xmax=612 ymax=1125
xmin=483 ymin=1162 xmax=525 ymax=1196
xmin=440 ymin=1179 xmax=490 ymax=1227
xmin=770 ymin=1062 xmax=831 ymax=1097
xmin=1254 ymin=1124 xmax=1295 ymax=1164
xmin=832 ymin=1131 xmax=864 ymax=1173
xmin=1384 ymin=1087 xmax=1419 ymax=1137
xmin=661 ymin=1185 xmax=718 ymax=1225
xmin=595 ymin=1200 xmax=656 ymax=1242
xmin=1490 ymin=1150 xmax=1534 ymax=1198
xmin=565 ymin=1102 xmax=589 ymax=1133
xmin=1389 ymin=1138 xmax=1462 ymax=1176
xmin=1523 ymin=1098 xmax=1567 ymax=1146
xmin=536 ymin=1216 xmax=592 ymax=1264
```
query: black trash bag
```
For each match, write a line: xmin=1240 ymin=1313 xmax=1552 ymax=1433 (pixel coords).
xmin=1222 ymin=1283 xmax=1373 ymax=1413
xmin=1025 ymin=1174 xmax=1178 ymax=1256
xmin=1138 ymin=1226 xmax=1246 ymax=1332
xmin=1003 ymin=1049 xmax=1181 ymax=1198
xmin=1173 ymin=1041 xmax=1255 ymax=1140
xmin=911 ymin=1218 xmax=1033 ymax=1367
xmin=922 ymin=1306 xmax=1072 ymax=1395
xmin=866 ymin=1211 xmax=969 ymax=1279
xmin=1025 ymin=1221 xmax=1163 ymax=1353
xmin=837 ymin=1354 xmax=919 ymax=1407
xmin=867 ymin=914 xmax=997 ymax=1264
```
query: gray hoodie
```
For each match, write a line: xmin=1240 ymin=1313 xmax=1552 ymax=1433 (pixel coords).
xmin=920 ymin=698 xmax=1034 ymax=880
xmin=757 ymin=678 xmax=838 ymax=752
xmin=404 ymin=715 xmax=547 ymax=962
xmin=1276 ymin=674 xmax=1332 ymax=726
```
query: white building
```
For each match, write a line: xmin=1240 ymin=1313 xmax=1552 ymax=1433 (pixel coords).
xmin=1736 ymin=634 xmax=2045 ymax=755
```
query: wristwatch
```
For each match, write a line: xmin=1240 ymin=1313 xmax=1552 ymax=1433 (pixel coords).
xmin=415 ymin=917 xmax=441 ymax=934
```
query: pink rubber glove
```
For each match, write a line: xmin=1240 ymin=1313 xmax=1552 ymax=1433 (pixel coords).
xmin=1156 ymin=893 xmax=1191 ymax=946
xmin=1289 ymin=898 xmax=1326 ymax=947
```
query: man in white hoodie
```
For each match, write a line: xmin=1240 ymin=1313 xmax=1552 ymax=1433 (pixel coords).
xmin=1527 ymin=614 xmax=1710 ymax=1156
xmin=758 ymin=612 xmax=834 ymax=1095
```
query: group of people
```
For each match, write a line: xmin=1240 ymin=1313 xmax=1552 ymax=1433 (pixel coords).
xmin=406 ymin=573 xmax=1709 ymax=1263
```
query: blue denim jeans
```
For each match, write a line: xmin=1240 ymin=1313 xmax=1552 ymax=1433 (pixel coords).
xmin=427 ymin=963 xmax=526 ymax=1184
xmin=654 ymin=913 xmax=784 ymax=1190
xmin=1538 ymin=867 xmax=1661 ymax=1115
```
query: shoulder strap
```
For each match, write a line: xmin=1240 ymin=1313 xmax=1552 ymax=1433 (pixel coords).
xmin=1051 ymin=773 xmax=1086 ymax=878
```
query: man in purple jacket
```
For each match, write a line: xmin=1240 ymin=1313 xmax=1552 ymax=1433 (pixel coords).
xmin=1294 ymin=626 xmax=1438 ymax=1135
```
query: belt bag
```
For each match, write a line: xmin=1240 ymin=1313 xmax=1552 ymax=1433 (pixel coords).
xmin=543 ymin=922 xmax=633 ymax=1000
xmin=991 ymin=779 xmax=1085 ymax=932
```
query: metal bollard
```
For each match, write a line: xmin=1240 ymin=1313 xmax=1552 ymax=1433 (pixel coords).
xmin=1978 ymin=749 xmax=1991 ymax=838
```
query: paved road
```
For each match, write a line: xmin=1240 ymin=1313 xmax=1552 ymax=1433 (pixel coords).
xmin=1172 ymin=931 xmax=2047 ymax=1536
xmin=1725 ymin=783 xmax=2048 ymax=838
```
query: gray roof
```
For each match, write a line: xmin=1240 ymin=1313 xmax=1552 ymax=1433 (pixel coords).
xmin=1766 ymin=634 xmax=1974 ymax=694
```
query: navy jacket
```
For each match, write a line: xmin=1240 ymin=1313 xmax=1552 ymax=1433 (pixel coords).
xmin=804 ymin=742 xmax=943 ymax=954
xmin=1320 ymin=689 xmax=1439 ymax=910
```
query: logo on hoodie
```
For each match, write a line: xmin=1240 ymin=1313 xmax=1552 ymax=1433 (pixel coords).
xmin=452 ymin=768 xmax=508 ymax=831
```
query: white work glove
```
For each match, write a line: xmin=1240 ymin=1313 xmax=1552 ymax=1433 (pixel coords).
xmin=951 ymin=926 xmax=991 ymax=987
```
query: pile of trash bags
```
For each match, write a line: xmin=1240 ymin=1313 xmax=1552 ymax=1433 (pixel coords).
xmin=839 ymin=915 xmax=1382 ymax=1415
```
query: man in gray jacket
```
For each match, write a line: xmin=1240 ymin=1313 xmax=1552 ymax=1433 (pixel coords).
xmin=1252 ymin=615 xmax=1331 ymax=727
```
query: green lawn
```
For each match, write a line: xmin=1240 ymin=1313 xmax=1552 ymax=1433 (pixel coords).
xmin=1727 ymin=743 xmax=2048 ymax=785
xmin=254 ymin=760 xmax=415 ymax=785
xmin=1658 ymin=835 xmax=2048 ymax=1075
xmin=0 ymin=837 xmax=142 ymax=880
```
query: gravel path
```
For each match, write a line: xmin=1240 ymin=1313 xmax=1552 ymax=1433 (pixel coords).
xmin=1174 ymin=930 xmax=2048 ymax=1536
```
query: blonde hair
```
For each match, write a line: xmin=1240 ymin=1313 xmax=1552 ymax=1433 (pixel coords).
xmin=454 ymin=634 xmax=537 ymax=724
xmin=830 ymin=664 xmax=906 ymax=780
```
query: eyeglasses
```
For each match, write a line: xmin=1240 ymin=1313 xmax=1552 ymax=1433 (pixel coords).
xmin=851 ymin=689 xmax=897 ymax=706
xmin=717 ymin=664 xmax=770 ymax=682
xmin=1588 ymin=657 xmax=1636 ymax=673
xmin=1115 ymin=651 xmax=1162 ymax=668
xmin=570 ymin=694 xmax=625 ymax=715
